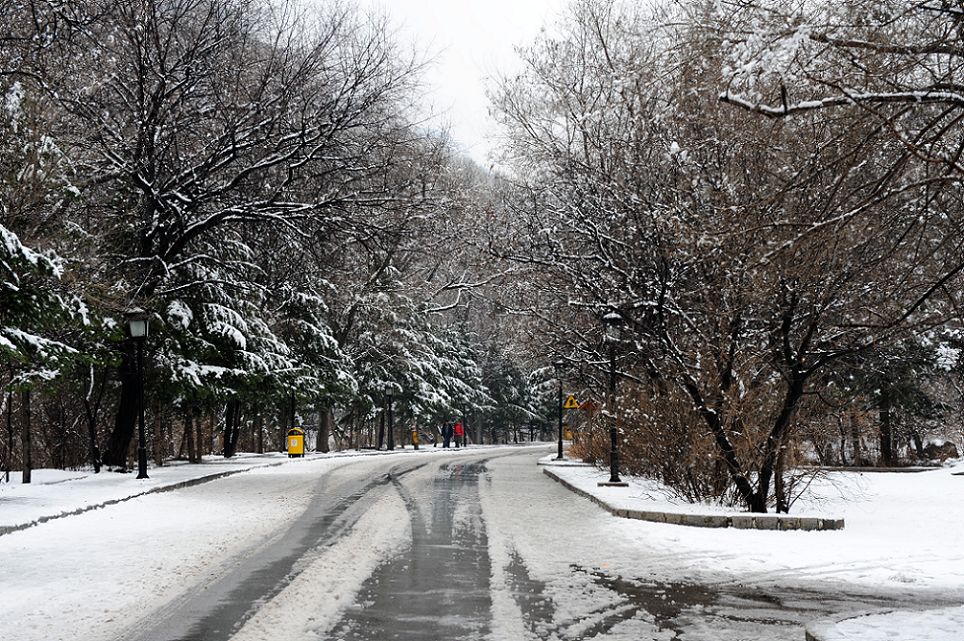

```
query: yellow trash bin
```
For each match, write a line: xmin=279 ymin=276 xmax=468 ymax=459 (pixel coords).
xmin=287 ymin=428 xmax=305 ymax=458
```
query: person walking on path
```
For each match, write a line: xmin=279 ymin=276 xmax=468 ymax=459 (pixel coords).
xmin=453 ymin=420 xmax=464 ymax=448
xmin=441 ymin=422 xmax=454 ymax=448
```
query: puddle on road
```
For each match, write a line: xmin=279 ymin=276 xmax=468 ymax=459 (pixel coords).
xmin=554 ymin=565 xmax=822 ymax=640
xmin=505 ymin=550 xmax=557 ymax=636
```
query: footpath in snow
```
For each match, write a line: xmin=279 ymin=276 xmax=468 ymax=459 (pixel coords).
xmin=541 ymin=454 xmax=964 ymax=641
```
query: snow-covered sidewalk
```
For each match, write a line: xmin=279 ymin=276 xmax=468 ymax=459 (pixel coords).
xmin=0 ymin=445 xmax=499 ymax=535
xmin=0 ymin=453 xmax=284 ymax=534
xmin=542 ymin=455 xmax=964 ymax=641
xmin=806 ymin=606 xmax=964 ymax=641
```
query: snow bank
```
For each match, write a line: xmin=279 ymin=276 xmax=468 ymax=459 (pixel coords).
xmin=541 ymin=455 xmax=964 ymax=640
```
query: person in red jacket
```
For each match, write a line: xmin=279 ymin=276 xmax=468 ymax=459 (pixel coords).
xmin=453 ymin=420 xmax=464 ymax=448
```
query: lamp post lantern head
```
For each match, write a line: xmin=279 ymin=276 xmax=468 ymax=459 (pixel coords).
xmin=602 ymin=311 xmax=623 ymax=342
xmin=126 ymin=307 xmax=150 ymax=340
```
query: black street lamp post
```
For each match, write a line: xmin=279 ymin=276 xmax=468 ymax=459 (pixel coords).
xmin=126 ymin=308 xmax=150 ymax=480
xmin=553 ymin=359 xmax=565 ymax=460
xmin=601 ymin=311 xmax=627 ymax=486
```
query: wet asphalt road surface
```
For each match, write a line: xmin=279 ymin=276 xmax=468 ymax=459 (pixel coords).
xmin=117 ymin=449 xmax=959 ymax=641
xmin=122 ymin=458 xmax=430 ymax=641
xmin=330 ymin=461 xmax=492 ymax=640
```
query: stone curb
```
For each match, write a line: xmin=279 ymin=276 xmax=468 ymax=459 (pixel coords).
xmin=542 ymin=467 xmax=844 ymax=531
xmin=0 ymin=461 xmax=284 ymax=537
xmin=536 ymin=458 xmax=592 ymax=467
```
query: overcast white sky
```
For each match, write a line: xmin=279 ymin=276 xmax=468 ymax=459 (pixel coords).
xmin=355 ymin=0 xmax=568 ymax=166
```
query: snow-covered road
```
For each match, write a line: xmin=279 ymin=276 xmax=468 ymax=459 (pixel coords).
xmin=2 ymin=448 xmax=959 ymax=640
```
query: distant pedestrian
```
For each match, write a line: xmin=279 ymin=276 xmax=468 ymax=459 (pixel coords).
xmin=441 ymin=422 xmax=454 ymax=448
xmin=454 ymin=420 xmax=464 ymax=448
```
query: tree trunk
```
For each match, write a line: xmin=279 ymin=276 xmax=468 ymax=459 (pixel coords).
xmin=377 ymin=407 xmax=385 ymax=450
xmin=774 ymin=440 xmax=789 ymax=513
xmin=104 ymin=345 xmax=137 ymax=468
xmin=81 ymin=365 xmax=106 ymax=473
xmin=21 ymin=389 xmax=31 ymax=484
xmin=279 ymin=408 xmax=286 ymax=452
xmin=809 ymin=432 xmax=828 ymax=466
xmin=255 ymin=407 xmax=264 ymax=454
xmin=318 ymin=405 xmax=331 ymax=453
xmin=879 ymin=389 xmax=894 ymax=466
xmin=850 ymin=411 xmax=862 ymax=465
xmin=224 ymin=400 xmax=241 ymax=458
xmin=208 ymin=408 xmax=217 ymax=456
xmin=909 ymin=430 xmax=925 ymax=459
xmin=153 ymin=398 xmax=164 ymax=467
xmin=387 ymin=398 xmax=395 ymax=450
xmin=5 ymin=389 xmax=12 ymax=482
xmin=680 ymin=376 xmax=760 ymax=511
xmin=194 ymin=407 xmax=205 ymax=461
xmin=186 ymin=409 xmax=198 ymax=464
xmin=224 ymin=401 xmax=234 ymax=458
xmin=745 ymin=375 xmax=806 ymax=513
xmin=838 ymin=415 xmax=848 ymax=466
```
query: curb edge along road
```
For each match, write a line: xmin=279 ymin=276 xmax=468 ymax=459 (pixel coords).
xmin=804 ymin=609 xmax=899 ymax=641
xmin=541 ymin=465 xmax=845 ymax=532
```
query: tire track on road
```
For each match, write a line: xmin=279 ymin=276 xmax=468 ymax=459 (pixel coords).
xmin=122 ymin=459 xmax=428 ymax=641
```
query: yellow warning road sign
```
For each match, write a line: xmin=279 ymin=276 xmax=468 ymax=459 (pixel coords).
xmin=563 ymin=394 xmax=580 ymax=409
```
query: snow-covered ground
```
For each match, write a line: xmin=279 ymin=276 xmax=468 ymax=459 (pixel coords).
xmin=1 ymin=452 xmax=285 ymax=531
xmin=541 ymin=455 xmax=964 ymax=640
xmin=0 ymin=449 xmax=428 ymax=532
xmin=808 ymin=606 xmax=964 ymax=641
xmin=0 ymin=446 xmax=496 ymax=641
xmin=1 ymin=447 xmax=961 ymax=640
